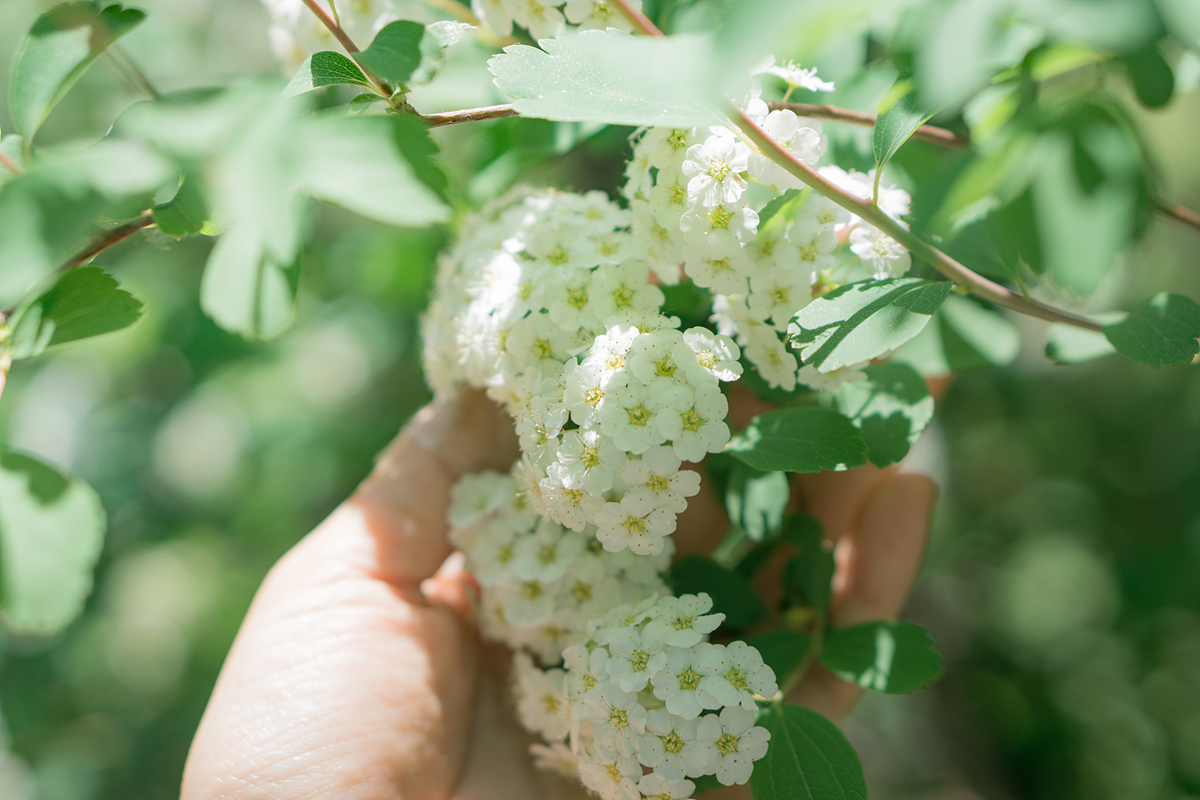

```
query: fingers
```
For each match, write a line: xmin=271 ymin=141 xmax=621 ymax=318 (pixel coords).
xmin=787 ymin=472 xmax=936 ymax=722
xmin=313 ymin=389 xmax=518 ymax=591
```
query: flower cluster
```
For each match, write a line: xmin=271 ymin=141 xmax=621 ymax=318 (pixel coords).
xmin=513 ymin=594 xmax=777 ymax=798
xmin=473 ymin=0 xmax=644 ymax=39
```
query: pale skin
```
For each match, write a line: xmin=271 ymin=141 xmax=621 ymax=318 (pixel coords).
xmin=181 ymin=389 xmax=937 ymax=800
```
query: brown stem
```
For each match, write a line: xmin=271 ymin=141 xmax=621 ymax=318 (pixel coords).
xmin=60 ymin=213 xmax=156 ymax=273
xmin=731 ymin=105 xmax=1103 ymax=332
xmin=767 ymin=101 xmax=970 ymax=148
xmin=297 ymin=0 xmax=395 ymax=98
xmin=1156 ymin=199 xmax=1200 ymax=233
xmin=0 ymin=150 xmax=24 ymax=175
xmin=423 ymin=103 xmax=520 ymax=128
xmin=611 ymin=0 xmax=664 ymax=37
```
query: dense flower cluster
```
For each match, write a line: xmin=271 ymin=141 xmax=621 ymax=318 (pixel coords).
xmin=473 ymin=0 xmax=644 ymax=38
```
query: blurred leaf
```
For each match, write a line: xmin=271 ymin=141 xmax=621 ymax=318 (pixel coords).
xmin=1122 ymin=44 xmax=1175 ymax=108
xmin=0 ymin=449 xmax=106 ymax=634
xmin=1158 ymin=0 xmax=1200 ymax=50
xmin=0 ymin=136 xmax=26 ymax=188
xmin=782 ymin=515 xmax=833 ymax=614
xmin=1046 ymin=322 xmax=1117 ymax=364
xmin=873 ymin=89 xmax=937 ymax=178
xmin=10 ymin=1 xmax=146 ymax=139
xmin=832 ymin=363 xmax=934 ymax=468
xmin=892 ymin=295 xmax=1021 ymax=377
xmin=750 ymin=703 xmax=867 ymax=800
xmin=357 ymin=20 xmax=425 ymax=88
xmin=744 ymin=629 xmax=812 ymax=682
xmin=727 ymin=407 xmax=868 ymax=473
xmin=725 ymin=463 xmax=789 ymax=542
xmin=200 ymin=226 xmax=300 ymax=340
xmin=670 ymin=554 xmax=767 ymax=628
xmin=758 ymin=188 xmax=801 ymax=227
xmin=7 ymin=266 xmax=142 ymax=359
xmin=295 ymin=114 xmax=450 ymax=227
xmin=788 ymin=278 xmax=952 ymax=372
xmin=488 ymin=29 xmax=723 ymax=128
xmin=1103 ymin=292 xmax=1200 ymax=367
xmin=153 ymin=174 xmax=211 ymax=236
xmin=819 ymin=621 xmax=944 ymax=693
xmin=1028 ymin=43 xmax=1106 ymax=81
xmin=283 ymin=51 xmax=372 ymax=97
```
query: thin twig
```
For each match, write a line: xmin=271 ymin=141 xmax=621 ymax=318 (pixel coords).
xmin=0 ymin=150 xmax=23 ymax=175
xmin=768 ymin=101 xmax=969 ymax=148
xmin=732 ymin=105 xmax=1103 ymax=332
xmin=1156 ymin=200 xmax=1200 ymax=232
xmin=298 ymin=0 xmax=395 ymax=98
xmin=423 ymin=103 xmax=520 ymax=127
xmin=59 ymin=213 xmax=156 ymax=274
xmin=612 ymin=0 xmax=664 ymax=37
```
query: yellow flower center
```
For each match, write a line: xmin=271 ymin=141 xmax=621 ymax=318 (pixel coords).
xmin=716 ymin=732 xmax=740 ymax=755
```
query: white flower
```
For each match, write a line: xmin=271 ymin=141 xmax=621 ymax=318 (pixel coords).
xmin=505 ymin=311 xmax=574 ymax=374
xmin=595 ymin=493 xmax=677 ymax=555
xmin=638 ymin=772 xmax=697 ymax=800
xmin=564 ymin=642 xmax=610 ymax=700
xmin=642 ymin=127 xmax=698 ymax=171
xmin=849 ymin=225 xmax=911 ymax=279
xmin=544 ymin=265 xmax=602 ymax=333
xmin=513 ymin=0 xmax=565 ymax=39
xmin=591 ymin=260 xmax=665 ymax=328
xmin=472 ymin=0 xmax=516 ymax=36
xmin=643 ymin=593 xmax=724 ymax=648
xmin=681 ymin=328 xmax=742 ymax=382
xmin=590 ymin=595 xmax=663 ymax=645
xmin=514 ymin=653 xmax=569 ymax=742
xmin=596 ymin=379 xmax=674 ymax=455
xmin=553 ymin=429 xmax=628 ymax=494
xmin=796 ymin=362 xmax=869 ymax=391
xmin=702 ymin=705 xmax=771 ymax=786
xmin=743 ymin=327 xmax=798 ymax=391
xmin=748 ymin=266 xmax=813 ymax=331
xmin=679 ymin=202 xmax=759 ymax=245
xmin=648 ymin=169 xmax=690 ymax=228
xmin=757 ymin=58 xmax=835 ymax=93
xmin=588 ymin=324 xmax=642 ymax=374
xmin=638 ymin=708 xmax=718 ymax=781
xmin=703 ymin=641 xmax=778 ymax=710
xmin=529 ymin=742 xmax=579 ymax=779
xmin=748 ymin=110 xmax=822 ymax=190
xmin=621 ymin=446 xmax=702 ymax=515
xmin=582 ymin=683 xmax=648 ymax=755
xmin=564 ymin=0 xmax=635 ymax=31
xmin=511 ymin=519 xmax=585 ymax=582
xmin=563 ymin=358 xmax=624 ymax=428
xmin=658 ymin=383 xmax=729 ymax=463
xmin=650 ymin=645 xmax=724 ymax=719
xmin=605 ymin=624 xmax=668 ymax=691
xmin=681 ymin=238 xmax=757 ymax=295
xmin=515 ymin=395 xmax=567 ymax=466
xmin=579 ymin=747 xmax=643 ymax=800
xmin=540 ymin=480 xmax=603 ymax=531
xmin=682 ymin=133 xmax=750 ymax=207
xmin=792 ymin=228 xmax=840 ymax=280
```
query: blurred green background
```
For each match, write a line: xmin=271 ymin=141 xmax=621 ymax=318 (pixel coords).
xmin=1 ymin=0 xmax=1199 ymax=799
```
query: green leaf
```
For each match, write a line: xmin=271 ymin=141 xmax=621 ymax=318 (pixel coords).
xmin=10 ymin=1 xmax=147 ymax=139
xmin=0 ymin=449 xmax=106 ymax=634
xmin=750 ymin=703 xmax=868 ymax=800
xmin=833 ymin=363 xmax=934 ymax=468
xmin=295 ymin=114 xmax=450 ymax=227
xmin=1103 ymin=292 xmax=1200 ymax=367
xmin=1123 ymin=44 xmax=1174 ymax=108
xmin=200 ymin=226 xmax=300 ymax=341
xmin=757 ymin=188 xmax=802 ymax=227
xmin=0 ymin=135 xmax=26 ymax=188
xmin=727 ymin=407 xmax=868 ymax=474
xmin=357 ymin=20 xmax=425 ymax=88
xmin=787 ymin=278 xmax=952 ymax=372
xmin=690 ymin=774 xmax=723 ymax=795
xmin=669 ymin=554 xmax=767 ymax=629
xmin=1045 ymin=322 xmax=1117 ymax=364
xmin=283 ymin=51 xmax=372 ymax=97
xmin=819 ymin=620 xmax=944 ymax=694
xmin=892 ymin=294 xmax=1021 ymax=376
xmin=725 ymin=463 xmax=789 ymax=542
xmin=744 ymin=629 xmax=812 ymax=682
xmin=7 ymin=266 xmax=142 ymax=359
xmin=153 ymin=174 xmax=212 ymax=236
xmin=488 ymin=29 xmax=723 ymax=128
xmin=782 ymin=515 xmax=834 ymax=614
xmin=873 ymin=89 xmax=937 ymax=175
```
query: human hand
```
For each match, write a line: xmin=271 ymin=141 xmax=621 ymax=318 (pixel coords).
xmin=181 ymin=390 xmax=935 ymax=800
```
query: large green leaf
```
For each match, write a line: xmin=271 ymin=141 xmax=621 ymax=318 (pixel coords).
xmin=832 ymin=363 xmax=934 ymax=468
xmin=356 ymin=20 xmax=425 ymax=88
xmin=1103 ymin=292 xmax=1200 ymax=367
xmin=750 ymin=703 xmax=868 ymax=800
xmin=283 ymin=51 xmax=372 ymax=97
xmin=153 ymin=174 xmax=214 ymax=236
xmin=7 ymin=266 xmax=143 ymax=359
xmin=488 ymin=29 xmax=723 ymax=128
xmin=725 ymin=463 xmax=789 ymax=542
xmin=10 ymin=1 xmax=146 ymax=139
xmin=819 ymin=620 xmax=944 ymax=694
xmin=787 ymin=278 xmax=952 ymax=372
xmin=0 ymin=449 xmax=106 ymax=633
xmin=295 ymin=114 xmax=450 ymax=227
xmin=669 ymin=554 xmax=767 ymax=629
xmin=726 ymin=407 xmax=868 ymax=474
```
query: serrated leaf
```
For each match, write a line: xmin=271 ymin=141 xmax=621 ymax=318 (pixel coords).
xmin=873 ymin=89 xmax=937 ymax=173
xmin=0 ymin=449 xmax=106 ymax=633
xmin=488 ymin=29 xmax=723 ymax=128
xmin=357 ymin=20 xmax=425 ymax=88
xmin=725 ymin=463 xmax=789 ymax=542
xmin=10 ymin=2 xmax=146 ymax=139
xmin=1045 ymin=322 xmax=1117 ymax=364
xmin=283 ymin=50 xmax=372 ymax=97
xmin=727 ymin=407 xmax=868 ymax=474
xmin=670 ymin=554 xmax=766 ymax=629
xmin=1103 ymin=292 xmax=1200 ymax=367
xmin=7 ymin=266 xmax=142 ymax=359
xmin=819 ymin=620 xmax=944 ymax=694
xmin=153 ymin=174 xmax=212 ymax=236
xmin=743 ymin=629 xmax=812 ymax=683
xmin=787 ymin=278 xmax=952 ymax=372
xmin=833 ymin=363 xmax=934 ymax=468
xmin=750 ymin=703 xmax=868 ymax=800
xmin=295 ymin=114 xmax=450 ymax=227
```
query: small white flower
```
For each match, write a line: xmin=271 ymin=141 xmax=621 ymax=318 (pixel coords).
xmin=582 ymin=683 xmax=648 ymax=755
xmin=540 ymin=480 xmax=603 ymax=531
xmin=704 ymin=640 xmax=778 ymax=710
xmin=678 ymin=202 xmax=759 ymax=245
xmin=637 ymin=708 xmax=718 ymax=781
xmin=564 ymin=0 xmax=635 ymax=31
xmin=511 ymin=519 xmax=585 ymax=583
xmin=757 ymin=58 xmax=836 ymax=93
xmin=595 ymin=493 xmax=677 ymax=555
xmin=513 ymin=0 xmax=565 ymax=40
xmin=642 ymin=127 xmax=698 ymax=171
xmin=605 ymin=623 xmax=668 ymax=692
xmin=682 ymin=133 xmax=750 ymax=207
xmin=748 ymin=266 xmax=814 ymax=331
xmin=796 ymin=362 xmax=869 ymax=392
xmin=644 ymin=593 xmax=725 ymax=648
xmin=681 ymin=328 xmax=742 ymax=382
xmin=700 ymin=705 xmax=771 ymax=786
xmin=681 ymin=238 xmax=758 ymax=295
xmin=637 ymin=772 xmax=697 ymax=800
xmin=514 ymin=653 xmax=569 ymax=742
xmin=579 ymin=747 xmax=643 ymax=800
xmin=850 ymin=225 xmax=911 ymax=279
xmin=591 ymin=260 xmax=665 ymax=328
xmin=650 ymin=645 xmax=724 ymax=719
xmin=621 ymin=445 xmax=701 ymax=514
xmin=596 ymin=379 xmax=674 ymax=455
xmin=658 ymin=383 xmax=729 ymax=463
xmin=743 ymin=327 xmax=798 ymax=391
xmin=529 ymin=742 xmax=579 ymax=779
xmin=749 ymin=110 xmax=823 ymax=190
